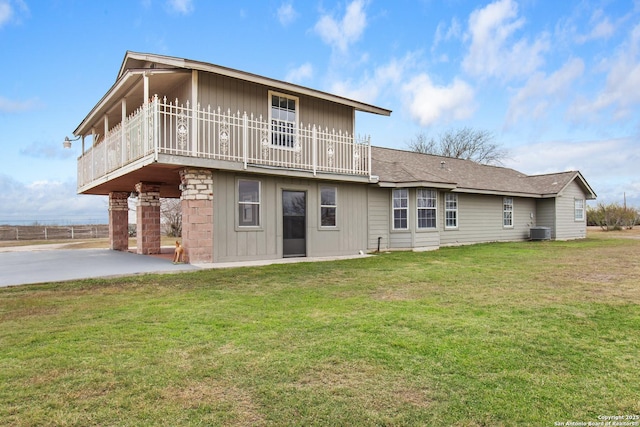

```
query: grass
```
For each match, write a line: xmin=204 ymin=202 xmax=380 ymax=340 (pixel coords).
xmin=1 ymin=233 xmax=639 ymax=426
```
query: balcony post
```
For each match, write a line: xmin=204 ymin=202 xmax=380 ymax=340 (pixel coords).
xmin=121 ymin=99 xmax=127 ymax=166
xmin=191 ymin=70 xmax=198 ymax=157
xmin=367 ymin=136 xmax=372 ymax=179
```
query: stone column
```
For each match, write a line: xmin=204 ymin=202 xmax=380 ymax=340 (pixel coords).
xmin=108 ymin=191 xmax=130 ymax=251
xmin=135 ymin=182 xmax=161 ymax=255
xmin=180 ymin=168 xmax=214 ymax=263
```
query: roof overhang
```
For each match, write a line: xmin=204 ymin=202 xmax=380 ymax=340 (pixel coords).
xmin=120 ymin=51 xmax=392 ymax=115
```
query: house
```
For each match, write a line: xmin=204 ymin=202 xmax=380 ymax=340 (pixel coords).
xmin=72 ymin=51 xmax=596 ymax=264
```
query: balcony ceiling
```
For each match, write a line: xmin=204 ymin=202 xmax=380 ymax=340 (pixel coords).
xmin=76 ymin=69 xmax=191 ymax=138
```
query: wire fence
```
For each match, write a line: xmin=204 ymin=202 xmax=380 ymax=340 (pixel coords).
xmin=0 ymin=225 xmax=110 ymax=241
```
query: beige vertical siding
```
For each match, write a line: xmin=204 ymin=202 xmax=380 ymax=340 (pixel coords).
xmin=367 ymin=188 xmax=440 ymax=251
xmin=535 ymin=198 xmax=557 ymax=239
xmin=555 ymin=181 xmax=587 ymax=240
xmin=212 ymin=171 xmax=368 ymax=263
xmin=367 ymin=187 xmax=390 ymax=251
xmin=197 ymin=71 xmax=353 ymax=133
xmin=439 ymin=193 xmax=535 ymax=246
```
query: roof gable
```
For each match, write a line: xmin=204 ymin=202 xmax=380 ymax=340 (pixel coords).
xmin=119 ymin=51 xmax=392 ymax=116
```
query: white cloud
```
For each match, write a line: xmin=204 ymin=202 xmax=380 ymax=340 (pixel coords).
xmin=0 ymin=1 xmax=12 ymax=28
xmin=569 ymin=23 xmax=640 ymax=122
xmin=505 ymin=137 xmax=640 ymax=205
xmin=432 ymin=17 xmax=462 ymax=52
xmin=0 ymin=96 xmax=41 ymax=113
xmin=314 ymin=0 xmax=367 ymax=53
xmin=166 ymin=0 xmax=193 ymax=15
xmin=0 ymin=175 xmax=107 ymax=224
xmin=277 ymin=2 xmax=298 ymax=26
xmin=19 ymin=141 xmax=75 ymax=160
xmin=463 ymin=0 xmax=549 ymax=80
xmin=329 ymin=54 xmax=415 ymax=104
xmin=402 ymin=74 xmax=475 ymax=127
xmin=575 ymin=9 xmax=615 ymax=44
xmin=506 ymin=57 xmax=584 ymax=127
xmin=285 ymin=62 xmax=313 ymax=84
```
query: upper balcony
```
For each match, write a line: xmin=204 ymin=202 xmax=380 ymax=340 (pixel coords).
xmin=77 ymin=95 xmax=373 ymax=195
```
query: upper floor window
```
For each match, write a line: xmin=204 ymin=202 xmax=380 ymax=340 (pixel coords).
xmin=417 ymin=189 xmax=437 ymax=229
xmin=320 ymin=186 xmax=337 ymax=227
xmin=574 ymin=198 xmax=585 ymax=221
xmin=503 ymin=197 xmax=514 ymax=228
xmin=270 ymin=91 xmax=298 ymax=148
xmin=238 ymin=179 xmax=261 ymax=227
xmin=445 ymin=193 xmax=458 ymax=229
xmin=393 ymin=188 xmax=408 ymax=230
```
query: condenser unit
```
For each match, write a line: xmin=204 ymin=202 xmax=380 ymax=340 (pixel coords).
xmin=530 ymin=226 xmax=551 ymax=241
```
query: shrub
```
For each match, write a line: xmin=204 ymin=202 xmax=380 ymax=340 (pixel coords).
xmin=587 ymin=203 xmax=638 ymax=230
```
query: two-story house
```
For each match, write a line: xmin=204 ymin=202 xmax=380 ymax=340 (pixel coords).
xmin=71 ymin=52 xmax=596 ymax=264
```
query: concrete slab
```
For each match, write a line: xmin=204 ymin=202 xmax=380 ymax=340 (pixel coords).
xmin=0 ymin=244 xmax=371 ymax=288
xmin=0 ymin=249 xmax=198 ymax=287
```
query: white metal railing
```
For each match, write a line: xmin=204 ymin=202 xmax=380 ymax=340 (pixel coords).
xmin=78 ymin=95 xmax=371 ymax=189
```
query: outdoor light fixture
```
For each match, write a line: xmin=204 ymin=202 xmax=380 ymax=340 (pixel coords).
xmin=62 ymin=135 xmax=81 ymax=149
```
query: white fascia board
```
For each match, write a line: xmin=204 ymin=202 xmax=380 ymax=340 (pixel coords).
xmin=377 ymin=181 xmax=457 ymax=189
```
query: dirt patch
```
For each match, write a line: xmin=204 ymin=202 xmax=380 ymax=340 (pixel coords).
xmin=295 ymin=360 xmax=433 ymax=410
xmin=163 ymin=380 xmax=265 ymax=426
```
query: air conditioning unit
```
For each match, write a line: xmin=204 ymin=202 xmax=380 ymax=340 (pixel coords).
xmin=530 ymin=226 xmax=551 ymax=241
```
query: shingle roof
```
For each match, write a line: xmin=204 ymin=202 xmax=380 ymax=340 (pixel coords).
xmin=371 ymin=146 xmax=596 ymax=199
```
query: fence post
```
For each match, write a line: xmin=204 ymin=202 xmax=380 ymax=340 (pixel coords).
xmin=312 ymin=125 xmax=317 ymax=176
xmin=243 ymin=112 xmax=248 ymax=170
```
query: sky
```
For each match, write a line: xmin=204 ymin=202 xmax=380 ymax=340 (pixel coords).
xmin=1 ymin=0 xmax=639 ymax=224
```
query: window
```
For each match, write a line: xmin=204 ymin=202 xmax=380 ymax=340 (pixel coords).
xmin=320 ymin=186 xmax=337 ymax=227
xmin=238 ymin=180 xmax=260 ymax=227
xmin=503 ymin=197 xmax=514 ymax=228
xmin=270 ymin=92 xmax=298 ymax=148
xmin=417 ymin=189 xmax=437 ymax=229
xmin=575 ymin=198 xmax=585 ymax=221
xmin=393 ymin=189 xmax=408 ymax=230
xmin=445 ymin=193 xmax=458 ymax=229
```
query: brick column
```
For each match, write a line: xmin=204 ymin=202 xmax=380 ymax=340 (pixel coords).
xmin=180 ymin=169 xmax=214 ymax=263
xmin=109 ymin=191 xmax=130 ymax=251
xmin=135 ymin=182 xmax=161 ymax=255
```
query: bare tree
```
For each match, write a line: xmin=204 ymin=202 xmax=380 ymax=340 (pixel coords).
xmin=408 ymin=127 xmax=508 ymax=165
xmin=161 ymin=198 xmax=182 ymax=237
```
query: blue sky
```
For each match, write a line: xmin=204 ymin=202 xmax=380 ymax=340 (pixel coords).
xmin=1 ymin=0 xmax=639 ymax=224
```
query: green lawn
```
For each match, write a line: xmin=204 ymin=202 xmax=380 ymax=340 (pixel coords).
xmin=1 ymin=235 xmax=639 ymax=426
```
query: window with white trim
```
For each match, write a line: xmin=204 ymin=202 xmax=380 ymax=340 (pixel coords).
xmin=574 ymin=198 xmax=585 ymax=221
xmin=445 ymin=193 xmax=458 ymax=229
xmin=417 ymin=189 xmax=437 ymax=229
xmin=503 ymin=197 xmax=514 ymax=228
xmin=270 ymin=92 xmax=298 ymax=148
xmin=320 ymin=186 xmax=337 ymax=227
xmin=238 ymin=179 xmax=261 ymax=227
xmin=393 ymin=188 xmax=408 ymax=230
